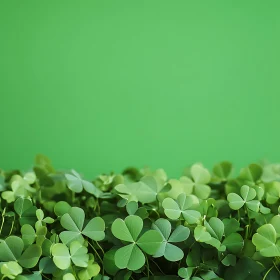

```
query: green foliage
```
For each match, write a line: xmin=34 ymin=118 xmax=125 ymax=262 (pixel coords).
xmin=0 ymin=156 xmax=280 ymax=279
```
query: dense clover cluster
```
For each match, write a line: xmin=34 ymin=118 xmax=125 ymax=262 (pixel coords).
xmin=0 ymin=155 xmax=280 ymax=280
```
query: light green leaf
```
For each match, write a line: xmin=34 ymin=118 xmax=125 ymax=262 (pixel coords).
xmin=114 ymin=243 xmax=145 ymax=271
xmin=82 ymin=217 xmax=105 ymax=241
xmin=227 ymin=193 xmax=244 ymax=210
xmin=164 ymin=243 xmax=184 ymax=261
xmin=204 ymin=217 xmax=224 ymax=241
xmin=239 ymin=164 xmax=262 ymax=182
xmin=60 ymin=207 xmax=105 ymax=245
xmin=240 ymin=185 xmax=256 ymax=201
xmin=252 ymin=223 xmax=280 ymax=257
xmin=115 ymin=181 xmax=157 ymax=204
xmin=137 ymin=230 xmax=163 ymax=255
xmin=1 ymin=261 xmax=22 ymax=278
xmin=270 ymin=215 xmax=280 ymax=238
xmin=70 ymin=241 xmax=89 ymax=267
xmin=52 ymin=243 xmax=71 ymax=270
xmin=112 ymin=215 xmax=142 ymax=242
xmin=194 ymin=226 xmax=212 ymax=242
xmin=162 ymin=198 xmax=181 ymax=220
xmin=213 ymin=161 xmax=232 ymax=180
xmin=168 ymin=225 xmax=190 ymax=243
xmin=0 ymin=236 xmax=24 ymax=261
xmin=54 ymin=201 xmax=71 ymax=217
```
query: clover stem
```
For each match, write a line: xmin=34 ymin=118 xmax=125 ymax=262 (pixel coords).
xmin=8 ymin=216 xmax=15 ymax=236
xmin=145 ymin=254 xmax=153 ymax=277
xmin=273 ymin=261 xmax=280 ymax=274
xmin=263 ymin=265 xmax=274 ymax=280
xmin=150 ymin=258 xmax=166 ymax=275
xmin=0 ymin=209 xmax=6 ymax=235
xmin=95 ymin=241 xmax=105 ymax=256
xmin=237 ymin=210 xmax=241 ymax=222
xmin=88 ymin=242 xmax=104 ymax=274
xmin=245 ymin=225 xmax=249 ymax=239
xmin=42 ymin=274 xmax=52 ymax=280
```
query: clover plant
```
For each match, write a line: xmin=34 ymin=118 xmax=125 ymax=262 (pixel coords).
xmin=0 ymin=155 xmax=280 ymax=279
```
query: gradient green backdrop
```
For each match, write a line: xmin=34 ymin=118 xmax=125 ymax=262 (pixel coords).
xmin=1 ymin=1 xmax=280 ymax=178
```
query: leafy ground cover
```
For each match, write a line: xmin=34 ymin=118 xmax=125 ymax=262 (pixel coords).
xmin=0 ymin=155 xmax=280 ymax=279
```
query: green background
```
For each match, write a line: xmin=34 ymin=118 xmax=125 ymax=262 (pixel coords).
xmin=1 ymin=1 xmax=279 ymax=178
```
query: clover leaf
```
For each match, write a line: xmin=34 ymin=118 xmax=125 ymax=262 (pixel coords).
xmin=222 ymin=233 xmax=244 ymax=254
xmin=162 ymin=193 xmax=201 ymax=224
xmin=0 ymin=236 xmax=41 ymax=268
xmin=35 ymin=209 xmax=54 ymax=230
xmin=65 ymin=170 xmax=103 ymax=197
xmin=111 ymin=215 xmax=163 ymax=270
xmin=14 ymin=197 xmax=37 ymax=226
xmin=227 ymin=185 xmax=260 ymax=212
xmin=52 ymin=241 xmax=89 ymax=270
xmin=2 ymin=175 xmax=36 ymax=203
xmin=77 ymin=254 xmax=100 ymax=280
xmin=190 ymin=164 xmax=211 ymax=199
xmin=212 ymin=161 xmax=232 ymax=182
xmin=252 ymin=223 xmax=280 ymax=257
xmin=115 ymin=177 xmax=157 ymax=204
xmin=152 ymin=218 xmax=190 ymax=261
xmin=21 ymin=224 xmax=47 ymax=246
xmin=0 ymin=261 xmax=23 ymax=279
xmin=59 ymin=207 xmax=105 ymax=245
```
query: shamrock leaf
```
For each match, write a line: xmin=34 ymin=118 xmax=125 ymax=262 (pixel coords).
xmin=152 ymin=218 xmax=190 ymax=261
xmin=35 ymin=209 xmax=54 ymax=230
xmin=65 ymin=170 xmax=103 ymax=197
xmin=222 ymin=233 xmax=244 ymax=254
xmin=190 ymin=164 xmax=211 ymax=199
xmin=2 ymin=175 xmax=36 ymax=203
xmin=227 ymin=185 xmax=260 ymax=212
xmin=162 ymin=193 xmax=201 ymax=224
xmin=0 ymin=261 xmax=23 ymax=279
xmin=14 ymin=197 xmax=37 ymax=226
xmin=111 ymin=215 xmax=163 ymax=270
xmin=59 ymin=207 xmax=105 ymax=245
xmin=21 ymin=224 xmax=47 ymax=246
xmin=222 ymin=218 xmax=240 ymax=236
xmin=115 ymin=176 xmax=157 ymax=204
xmin=252 ymin=223 xmax=280 ymax=257
xmin=239 ymin=164 xmax=262 ymax=183
xmin=204 ymin=217 xmax=224 ymax=241
xmin=212 ymin=161 xmax=232 ymax=181
xmin=178 ymin=267 xmax=195 ymax=279
xmin=78 ymin=254 xmax=100 ymax=280
xmin=52 ymin=241 xmax=89 ymax=270
xmin=0 ymin=236 xmax=41 ymax=268
xmin=194 ymin=225 xmax=225 ymax=251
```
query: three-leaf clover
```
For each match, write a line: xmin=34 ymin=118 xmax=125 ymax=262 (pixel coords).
xmin=152 ymin=218 xmax=190 ymax=261
xmin=227 ymin=185 xmax=260 ymax=212
xmin=252 ymin=224 xmax=280 ymax=257
xmin=115 ymin=177 xmax=157 ymax=204
xmin=162 ymin=193 xmax=201 ymax=224
xmin=0 ymin=236 xmax=41 ymax=268
xmin=59 ymin=207 xmax=105 ymax=245
xmin=189 ymin=164 xmax=212 ymax=199
xmin=65 ymin=170 xmax=103 ymax=197
xmin=52 ymin=241 xmax=89 ymax=270
xmin=111 ymin=215 xmax=163 ymax=270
